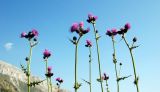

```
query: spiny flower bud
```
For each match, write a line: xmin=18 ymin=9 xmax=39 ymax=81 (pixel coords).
xmin=133 ymin=37 xmax=137 ymax=42
xmin=33 ymin=38 xmax=37 ymax=41
xmin=73 ymin=36 xmax=77 ymax=41
xmin=25 ymin=57 xmax=29 ymax=61
xmin=119 ymin=62 xmax=122 ymax=66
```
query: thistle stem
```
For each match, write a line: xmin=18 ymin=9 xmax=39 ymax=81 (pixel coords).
xmin=27 ymin=41 xmax=33 ymax=92
xmin=111 ymin=36 xmax=120 ymax=92
xmin=45 ymin=59 xmax=50 ymax=92
xmin=92 ymin=24 xmax=104 ymax=92
xmin=89 ymin=47 xmax=92 ymax=92
xmin=74 ymin=36 xmax=81 ymax=92
xmin=106 ymin=80 xmax=110 ymax=92
xmin=122 ymin=35 xmax=140 ymax=92
xmin=50 ymin=77 xmax=52 ymax=92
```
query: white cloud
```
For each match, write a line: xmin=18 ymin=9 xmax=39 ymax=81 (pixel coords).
xmin=4 ymin=42 xmax=13 ymax=51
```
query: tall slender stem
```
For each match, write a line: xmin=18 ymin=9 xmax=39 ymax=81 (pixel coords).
xmin=27 ymin=41 xmax=32 ymax=92
xmin=74 ymin=36 xmax=81 ymax=92
xmin=111 ymin=36 xmax=120 ymax=92
xmin=89 ymin=47 xmax=92 ymax=92
xmin=106 ymin=80 xmax=110 ymax=92
xmin=122 ymin=35 xmax=140 ymax=92
xmin=45 ymin=59 xmax=50 ymax=92
xmin=92 ymin=24 xmax=104 ymax=92
xmin=50 ymin=77 xmax=52 ymax=92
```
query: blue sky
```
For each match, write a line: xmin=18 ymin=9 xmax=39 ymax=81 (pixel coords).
xmin=0 ymin=0 xmax=160 ymax=92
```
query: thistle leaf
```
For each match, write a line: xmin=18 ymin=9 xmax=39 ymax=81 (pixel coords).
xmin=117 ymin=75 xmax=131 ymax=82
xmin=29 ymin=80 xmax=45 ymax=87
xmin=81 ymin=79 xmax=90 ymax=85
xmin=20 ymin=64 xmax=28 ymax=76
xmin=131 ymin=45 xmax=140 ymax=50
xmin=97 ymin=78 xmax=103 ymax=82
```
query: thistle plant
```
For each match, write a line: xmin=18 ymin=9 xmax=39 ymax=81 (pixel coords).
xmin=69 ymin=21 xmax=90 ymax=92
xmin=20 ymin=29 xmax=39 ymax=92
xmin=85 ymin=39 xmax=92 ymax=92
xmin=87 ymin=13 xmax=104 ymax=92
xmin=56 ymin=77 xmax=63 ymax=92
xmin=45 ymin=66 xmax=54 ymax=92
xmin=102 ymin=73 xmax=110 ymax=92
xmin=117 ymin=23 xmax=140 ymax=92
xmin=43 ymin=49 xmax=52 ymax=92
xmin=106 ymin=29 xmax=120 ymax=92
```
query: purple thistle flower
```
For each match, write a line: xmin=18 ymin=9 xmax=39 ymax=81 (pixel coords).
xmin=103 ymin=73 xmax=109 ymax=80
xmin=56 ymin=77 xmax=60 ymax=81
xmin=56 ymin=77 xmax=63 ymax=83
xmin=124 ymin=23 xmax=131 ymax=30
xmin=79 ymin=21 xmax=84 ymax=28
xmin=87 ymin=13 xmax=98 ymax=23
xmin=43 ymin=49 xmax=51 ymax=59
xmin=21 ymin=32 xmax=27 ymax=38
xmin=31 ymin=29 xmax=39 ymax=37
xmin=82 ymin=27 xmax=90 ymax=34
xmin=106 ymin=30 xmax=112 ymax=36
xmin=86 ymin=39 xmax=92 ymax=47
xmin=86 ymin=27 xmax=90 ymax=33
xmin=94 ymin=16 xmax=98 ymax=20
xmin=117 ymin=28 xmax=124 ymax=35
xmin=88 ymin=13 xmax=93 ymax=18
xmin=70 ymin=23 xmax=79 ymax=32
xmin=47 ymin=66 xmax=52 ymax=73
xmin=45 ymin=66 xmax=53 ymax=77
xmin=111 ymin=28 xmax=117 ymax=36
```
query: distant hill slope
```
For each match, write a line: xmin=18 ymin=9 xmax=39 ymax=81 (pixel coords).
xmin=0 ymin=60 xmax=70 ymax=92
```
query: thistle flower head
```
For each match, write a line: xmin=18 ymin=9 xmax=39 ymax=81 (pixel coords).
xmin=85 ymin=39 xmax=92 ymax=47
xmin=47 ymin=66 xmax=52 ymax=73
xmin=106 ymin=30 xmax=112 ymax=36
xmin=133 ymin=37 xmax=137 ymax=42
xmin=31 ymin=29 xmax=39 ymax=37
xmin=124 ymin=23 xmax=131 ymax=30
xmin=82 ymin=27 xmax=90 ymax=34
xmin=86 ymin=27 xmax=90 ymax=32
xmin=21 ymin=32 xmax=27 ymax=38
xmin=70 ymin=22 xmax=90 ymax=36
xmin=79 ymin=21 xmax=84 ymax=28
xmin=106 ymin=28 xmax=118 ymax=37
xmin=87 ymin=13 xmax=98 ymax=23
xmin=56 ymin=77 xmax=63 ymax=83
xmin=43 ymin=49 xmax=51 ymax=59
xmin=117 ymin=23 xmax=131 ymax=35
xmin=102 ymin=73 xmax=109 ymax=80
xmin=111 ymin=28 xmax=117 ymax=36
xmin=45 ymin=66 xmax=53 ymax=77
xmin=20 ymin=29 xmax=39 ymax=40
xmin=70 ymin=23 xmax=79 ymax=32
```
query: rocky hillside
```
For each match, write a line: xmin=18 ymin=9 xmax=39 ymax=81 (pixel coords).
xmin=0 ymin=60 xmax=69 ymax=92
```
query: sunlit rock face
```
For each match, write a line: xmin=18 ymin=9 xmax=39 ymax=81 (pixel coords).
xmin=0 ymin=60 xmax=70 ymax=92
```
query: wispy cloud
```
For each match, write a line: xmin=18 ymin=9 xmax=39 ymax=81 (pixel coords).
xmin=4 ymin=42 xmax=14 ymax=51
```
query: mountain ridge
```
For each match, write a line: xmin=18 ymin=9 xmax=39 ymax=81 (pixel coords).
xmin=0 ymin=60 xmax=70 ymax=92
